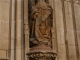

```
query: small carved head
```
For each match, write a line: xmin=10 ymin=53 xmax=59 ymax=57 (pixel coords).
xmin=37 ymin=0 xmax=45 ymax=2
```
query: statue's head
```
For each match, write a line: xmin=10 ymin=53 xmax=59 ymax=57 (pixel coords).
xmin=36 ymin=0 xmax=49 ymax=3
xmin=37 ymin=0 xmax=45 ymax=2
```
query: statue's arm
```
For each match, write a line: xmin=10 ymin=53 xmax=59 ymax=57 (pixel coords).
xmin=31 ymin=7 xmax=39 ymax=20
xmin=41 ymin=9 xmax=51 ymax=21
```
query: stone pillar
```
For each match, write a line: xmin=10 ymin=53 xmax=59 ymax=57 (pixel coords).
xmin=63 ymin=0 xmax=77 ymax=60
xmin=10 ymin=0 xmax=16 ymax=60
xmin=73 ymin=0 xmax=80 ymax=60
xmin=24 ymin=0 xmax=29 ymax=60
xmin=54 ymin=0 xmax=67 ymax=60
xmin=16 ymin=0 xmax=22 ymax=60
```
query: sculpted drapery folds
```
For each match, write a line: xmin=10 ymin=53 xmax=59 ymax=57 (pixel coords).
xmin=29 ymin=0 xmax=53 ymax=47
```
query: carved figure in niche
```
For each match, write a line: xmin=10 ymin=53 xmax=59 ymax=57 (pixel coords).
xmin=29 ymin=0 xmax=53 ymax=47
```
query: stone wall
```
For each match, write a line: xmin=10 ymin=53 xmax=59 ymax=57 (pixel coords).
xmin=0 ymin=0 xmax=80 ymax=60
xmin=0 ymin=0 xmax=10 ymax=59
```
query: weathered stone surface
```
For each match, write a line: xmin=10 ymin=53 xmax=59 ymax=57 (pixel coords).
xmin=74 ymin=4 xmax=80 ymax=31
xmin=0 ymin=0 xmax=80 ymax=60
xmin=54 ymin=0 xmax=67 ymax=60
xmin=64 ymin=1 xmax=77 ymax=60
xmin=0 ymin=0 xmax=10 ymax=3
xmin=68 ymin=46 xmax=77 ymax=60
xmin=74 ymin=3 xmax=80 ymax=60
xmin=0 ymin=0 xmax=10 ymax=58
xmin=0 ymin=50 xmax=7 ymax=58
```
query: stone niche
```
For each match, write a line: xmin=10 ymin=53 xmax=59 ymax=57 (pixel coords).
xmin=27 ymin=0 xmax=57 ymax=60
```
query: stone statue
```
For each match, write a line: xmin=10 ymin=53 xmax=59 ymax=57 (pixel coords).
xmin=27 ymin=1 xmax=57 ymax=60
xmin=29 ymin=0 xmax=53 ymax=47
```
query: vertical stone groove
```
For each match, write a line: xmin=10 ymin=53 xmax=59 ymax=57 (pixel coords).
xmin=61 ymin=1 xmax=69 ymax=60
xmin=14 ymin=0 xmax=17 ymax=60
xmin=8 ymin=0 xmax=12 ymax=59
xmin=53 ymin=0 xmax=59 ymax=57
xmin=21 ymin=0 xmax=25 ymax=60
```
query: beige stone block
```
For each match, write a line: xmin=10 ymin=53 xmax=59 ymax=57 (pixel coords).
xmin=66 ymin=30 xmax=75 ymax=45
xmin=16 ymin=49 xmax=22 ymax=60
xmin=1 ymin=40 xmax=9 ymax=50
xmin=57 ymin=28 xmax=65 ymax=45
xmin=65 ymin=14 xmax=74 ymax=30
xmin=21 ymin=48 xmax=25 ymax=60
xmin=58 ymin=45 xmax=67 ymax=60
xmin=69 ymin=55 xmax=77 ymax=60
xmin=11 ymin=40 xmax=14 ymax=50
xmin=0 ymin=0 xmax=10 ymax=3
xmin=68 ymin=46 xmax=77 ymax=55
xmin=58 ymin=54 xmax=67 ymax=60
xmin=16 ymin=1 xmax=22 ymax=19
xmin=0 ymin=2 xmax=9 ymax=21
xmin=54 ymin=0 xmax=65 ymax=45
xmin=77 ymin=31 xmax=80 ymax=46
xmin=11 ymin=22 xmax=15 ymax=38
xmin=64 ymin=1 xmax=74 ymax=30
xmin=1 ymin=22 xmax=9 ymax=40
xmin=10 ymin=49 xmax=14 ymax=60
xmin=0 ymin=50 xmax=6 ymax=58
xmin=16 ymin=21 xmax=22 ymax=49
xmin=74 ymin=4 xmax=80 ymax=31
xmin=58 ymin=44 xmax=66 ymax=54
xmin=16 ymin=40 xmax=22 ymax=49
xmin=54 ymin=0 xmax=63 ymax=23
xmin=25 ymin=34 xmax=29 ymax=51
xmin=68 ymin=46 xmax=77 ymax=60
xmin=73 ymin=0 xmax=79 ymax=3
xmin=64 ymin=1 xmax=71 ymax=14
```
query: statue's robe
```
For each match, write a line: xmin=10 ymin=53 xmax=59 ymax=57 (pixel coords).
xmin=31 ymin=1 xmax=53 ymax=45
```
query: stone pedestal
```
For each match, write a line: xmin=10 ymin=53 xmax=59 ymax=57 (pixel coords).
xmin=27 ymin=43 xmax=57 ymax=60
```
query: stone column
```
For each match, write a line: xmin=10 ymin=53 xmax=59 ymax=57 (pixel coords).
xmin=10 ymin=0 xmax=16 ymax=60
xmin=49 ymin=0 xmax=57 ymax=53
xmin=54 ymin=0 xmax=67 ymax=60
xmin=73 ymin=0 xmax=80 ymax=60
xmin=63 ymin=0 xmax=77 ymax=60
xmin=16 ymin=0 xmax=22 ymax=60
xmin=24 ymin=0 xmax=29 ymax=60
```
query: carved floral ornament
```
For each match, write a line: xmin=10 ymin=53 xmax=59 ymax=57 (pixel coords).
xmin=27 ymin=52 xmax=57 ymax=59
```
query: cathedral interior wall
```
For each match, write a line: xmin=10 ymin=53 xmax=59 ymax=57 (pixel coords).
xmin=0 ymin=0 xmax=80 ymax=60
